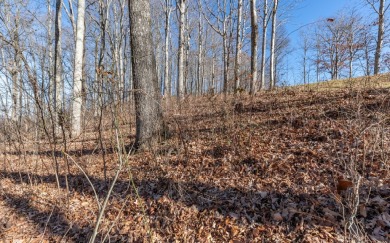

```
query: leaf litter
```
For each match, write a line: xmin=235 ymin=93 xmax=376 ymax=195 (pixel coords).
xmin=0 ymin=87 xmax=389 ymax=242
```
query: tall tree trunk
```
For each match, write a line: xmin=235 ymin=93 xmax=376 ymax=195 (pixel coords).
xmin=269 ymin=0 xmax=278 ymax=89
xmin=348 ymin=35 xmax=354 ymax=79
xmin=128 ymin=0 xmax=164 ymax=149
xmin=10 ymin=57 xmax=21 ymax=124
xmin=54 ymin=0 xmax=63 ymax=135
xmin=234 ymin=0 xmax=243 ymax=92
xmin=250 ymin=0 xmax=258 ymax=95
xmin=184 ymin=10 xmax=190 ymax=95
xmin=95 ymin=0 xmax=107 ymax=117
xmin=177 ymin=0 xmax=186 ymax=101
xmin=260 ymin=0 xmax=268 ymax=90
xmin=9 ymin=11 xmax=22 ymax=124
xmin=374 ymin=0 xmax=386 ymax=74
xmin=47 ymin=0 xmax=53 ymax=106
xmin=71 ymin=0 xmax=86 ymax=137
xmin=197 ymin=7 xmax=203 ymax=95
xmin=211 ymin=53 xmax=216 ymax=95
xmin=164 ymin=0 xmax=172 ymax=97
xmin=222 ymin=25 xmax=228 ymax=95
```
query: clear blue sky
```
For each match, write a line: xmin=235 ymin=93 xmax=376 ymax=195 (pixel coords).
xmin=294 ymin=0 xmax=356 ymax=24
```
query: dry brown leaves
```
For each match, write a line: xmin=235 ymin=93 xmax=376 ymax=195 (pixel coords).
xmin=0 ymin=87 xmax=389 ymax=242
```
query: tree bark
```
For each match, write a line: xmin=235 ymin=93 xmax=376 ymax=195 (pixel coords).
xmin=54 ymin=0 xmax=63 ymax=135
xmin=250 ymin=0 xmax=258 ymax=95
xmin=234 ymin=0 xmax=243 ymax=92
xmin=197 ymin=6 xmax=203 ymax=95
xmin=71 ymin=0 xmax=86 ymax=137
xmin=177 ymin=0 xmax=186 ymax=101
xmin=269 ymin=0 xmax=278 ymax=89
xmin=128 ymin=0 xmax=164 ymax=149
xmin=164 ymin=0 xmax=172 ymax=97
xmin=260 ymin=0 xmax=268 ymax=90
xmin=374 ymin=0 xmax=386 ymax=74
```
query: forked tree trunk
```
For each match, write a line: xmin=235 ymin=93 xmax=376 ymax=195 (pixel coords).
xmin=128 ymin=0 xmax=164 ymax=149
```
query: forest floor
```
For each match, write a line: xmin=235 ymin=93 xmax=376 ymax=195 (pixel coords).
xmin=0 ymin=75 xmax=390 ymax=242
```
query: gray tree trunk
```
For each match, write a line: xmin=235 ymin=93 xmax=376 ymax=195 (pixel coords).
xmin=234 ymin=0 xmax=243 ymax=92
xmin=128 ymin=0 xmax=164 ymax=149
xmin=260 ymin=0 xmax=268 ymax=90
xmin=197 ymin=7 xmax=203 ymax=95
xmin=177 ymin=0 xmax=186 ymax=101
xmin=47 ymin=0 xmax=54 ymax=105
xmin=250 ymin=0 xmax=258 ymax=95
xmin=269 ymin=0 xmax=278 ymax=89
xmin=54 ymin=0 xmax=63 ymax=134
xmin=374 ymin=0 xmax=386 ymax=74
xmin=71 ymin=0 xmax=86 ymax=137
xmin=164 ymin=0 xmax=172 ymax=97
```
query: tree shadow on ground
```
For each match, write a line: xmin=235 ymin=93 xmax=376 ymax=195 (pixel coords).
xmin=0 ymin=192 xmax=96 ymax=242
xmin=0 ymin=170 xmax=347 ymax=241
xmin=0 ymin=142 xmax=136 ymax=158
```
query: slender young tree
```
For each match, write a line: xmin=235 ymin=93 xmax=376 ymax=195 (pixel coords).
xmin=47 ymin=0 xmax=54 ymax=105
xmin=234 ymin=0 xmax=243 ymax=92
xmin=300 ymin=32 xmax=310 ymax=85
xmin=197 ymin=2 xmax=204 ymax=95
xmin=260 ymin=0 xmax=270 ymax=90
xmin=201 ymin=0 xmax=233 ymax=96
xmin=128 ymin=0 xmax=165 ymax=149
xmin=250 ymin=0 xmax=258 ymax=94
xmin=269 ymin=0 xmax=278 ymax=89
xmin=72 ymin=0 xmax=86 ymax=137
xmin=365 ymin=0 xmax=389 ymax=74
xmin=5 ymin=7 xmax=22 ymax=124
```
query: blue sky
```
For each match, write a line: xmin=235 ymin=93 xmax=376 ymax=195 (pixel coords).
xmin=284 ymin=0 xmax=372 ymax=84
xmin=294 ymin=0 xmax=356 ymax=24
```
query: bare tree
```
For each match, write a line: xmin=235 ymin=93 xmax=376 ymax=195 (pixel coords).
xmin=128 ymin=0 xmax=165 ymax=149
xmin=164 ymin=0 xmax=173 ymax=97
xmin=197 ymin=1 xmax=204 ymax=95
xmin=54 ymin=0 xmax=63 ymax=134
xmin=72 ymin=0 xmax=86 ymax=137
xmin=234 ymin=0 xmax=243 ymax=92
xmin=250 ymin=0 xmax=258 ymax=94
xmin=300 ymin=31 xmax=310 ymax=85
xmin=365 ymin=0 xmax=389 ymax=74
xmin=260 ymin=0 xmax=271 ymax=90
xmin=177 ymin=0 xmax=186 ymax=101
xmin=201 ymin=0 xmax=234 ymax=96
xmin=315 ymin=18 xmax=351 ymax=80
xmin=269 ymin=0 xmax=278 ymax=89
xmin=344 ymin=12 xmax=365 ymax=78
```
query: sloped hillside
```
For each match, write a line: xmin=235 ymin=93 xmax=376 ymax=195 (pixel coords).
xmin=0 ymin=83 xmax=389 ymax=242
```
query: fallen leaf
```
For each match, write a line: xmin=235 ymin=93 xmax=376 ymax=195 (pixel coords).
xmin=359 ymin=205 xmax=367 ymax=218
xmin=337 ymin=178 xmax=353 ymax=193
xmin=273 ymin=212 xmax=283 ymax=221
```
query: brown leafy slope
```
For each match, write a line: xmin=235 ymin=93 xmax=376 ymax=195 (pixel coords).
xmin=0 ymin=86 xmax=389 ymax=242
